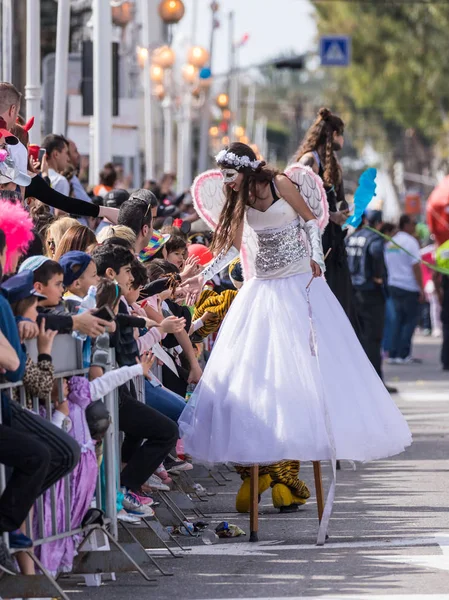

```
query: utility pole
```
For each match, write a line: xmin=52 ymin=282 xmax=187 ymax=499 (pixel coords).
xmin=25 ymin=0 xmax=42 ymax=144
xmin=228 ymin=11 xmax=238 ymax=140
xmin=92 ymin=0 xmax=113 ymax=182
xmin=52 ymin=0 xmax=71 ymax=135
xmin=140 ymin=0 xmax=155 ymax=180
xmin=197 ymin=1 xmax=219 ymax=173
xmin=2 ymin=0 xmax=13 ymax=81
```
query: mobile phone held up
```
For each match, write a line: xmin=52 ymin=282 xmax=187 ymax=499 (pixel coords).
xmin=93 ymin=306 xmax=116 ymax=322
xmin=28 ymin=145 xmax=46 ymax=163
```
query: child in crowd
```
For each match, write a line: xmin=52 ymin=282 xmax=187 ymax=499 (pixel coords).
xmin=165 ymin=235 xmax=188 ymax=271
xmin=91 ymin=243 xmax=180 ymax=500
xmin=59 ymin=250 xmax=100 ymax=305
xmin=18 ymin=256 xmax=108 ymax=338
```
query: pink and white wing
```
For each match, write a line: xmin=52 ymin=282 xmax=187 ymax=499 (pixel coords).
xmin=284 ymin=163 xmax=329 ymax=232
xmin=191 ymin=169 xmax=226 ymax=231
xmin=191 ymin=169 xmax=258 ymax=281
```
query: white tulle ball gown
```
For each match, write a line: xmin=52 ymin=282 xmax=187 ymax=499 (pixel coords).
xmin=179 ymin=199 xmax=412 ymax=466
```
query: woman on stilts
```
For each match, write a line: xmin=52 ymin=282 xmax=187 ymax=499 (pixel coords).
xmin=295 ymin=108 xmax=359 ymax=331
xmin=179 ymin=142 xmax=412 ymax=544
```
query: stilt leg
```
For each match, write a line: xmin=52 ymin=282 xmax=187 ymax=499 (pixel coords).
xmin=249 ymin=465 xmax=259 ymax=542
xmin=313 ymin=461 xmax=324 ymax=523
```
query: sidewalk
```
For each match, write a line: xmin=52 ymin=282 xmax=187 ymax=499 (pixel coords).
xmin=66 ymin=335 xmax=449 ymax=600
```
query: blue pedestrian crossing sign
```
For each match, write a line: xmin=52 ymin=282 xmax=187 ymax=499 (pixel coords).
xmin=320 ymin=36 xmax=351 ymax=67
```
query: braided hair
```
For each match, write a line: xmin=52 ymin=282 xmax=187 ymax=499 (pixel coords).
xmin=295 ymin=107 xmax=344 ymax=188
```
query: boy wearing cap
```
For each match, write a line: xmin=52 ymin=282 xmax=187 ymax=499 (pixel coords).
xmin=18 ymin=256 xmax=108 ymax=338
xmin=59 ymin=251 xmax=100 ymax=305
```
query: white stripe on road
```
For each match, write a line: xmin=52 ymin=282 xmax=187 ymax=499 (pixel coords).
xmin=404 ymin=412 xmax=449 ymax=421
xmin=148 ymin=533 xmax=445 ymax=557
xmin=371 ymin=533 xmax=449 ymax=573
xmin=400 ymin=392 xmax=449 ymax=402
xmin=192 ymin=592 xmax=449 ymax=600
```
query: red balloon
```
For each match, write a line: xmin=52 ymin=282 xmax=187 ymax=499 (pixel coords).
xmin=427 ymin=176 xmax=449 ymax=246
xmin=188 ymin=243 xmax=213 ymax=265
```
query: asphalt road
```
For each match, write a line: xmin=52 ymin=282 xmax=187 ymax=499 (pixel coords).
xmin=63 ymin=334 xmax=449 ymax=600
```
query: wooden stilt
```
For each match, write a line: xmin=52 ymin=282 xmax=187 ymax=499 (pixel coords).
xmin=313 ymin=461 xmax=324 ymax=523
xmin=249 ymin=464 xmax=259 ymax=542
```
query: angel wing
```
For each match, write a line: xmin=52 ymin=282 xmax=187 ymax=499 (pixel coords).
xmin=191 ymin=169 xmax=258 ymax=280
xmin=284 ymin=163 xmax=329 ymax=232
xmin=191 ymin=169 xmax=226 ymax=231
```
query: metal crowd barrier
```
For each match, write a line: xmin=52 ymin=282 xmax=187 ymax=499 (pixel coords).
xmin=0 ymin=334 xmax=237 ymax=598
xmin=0 ymin=335 xmax=158 ymax=598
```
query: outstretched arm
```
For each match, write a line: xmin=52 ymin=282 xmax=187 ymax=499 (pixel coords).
xmin=25 ymin=175 xmax=118 ymax=224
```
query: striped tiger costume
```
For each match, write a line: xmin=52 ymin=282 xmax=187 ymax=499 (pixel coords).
xmin=193 ymin=287 xmax=238 ymax=338
xmin=234 ymin=461 xmax=310 ymax=512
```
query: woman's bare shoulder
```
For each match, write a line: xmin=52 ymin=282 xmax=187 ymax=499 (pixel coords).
xmin=298 ymin=152 xmax=318 ymax=171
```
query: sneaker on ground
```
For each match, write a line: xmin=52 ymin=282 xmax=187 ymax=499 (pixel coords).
xmin=166 ymin=456 xmax=193 ymax=474
xmin=402 ymin=356 xmax=423 ymax=364
xmin=123 ymin=492 xmax=155 ymax=517
xmin=117 ymin=508 xmax=141 ymax=524
xmin=129 ymin=490 xmax=155 ymax=506
xmin=156 ymin=464 xmax=173 ymax=485
xmin=386 ymin=357 xmax=401 ymax=365
xmin=145 ymin=474 xmax=171 ymax=492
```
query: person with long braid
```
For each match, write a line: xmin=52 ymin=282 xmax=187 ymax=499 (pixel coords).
xmin=295 ymin=108 xmax=359 ymax=330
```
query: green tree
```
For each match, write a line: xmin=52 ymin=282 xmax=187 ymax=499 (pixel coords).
xmin=312 ymin=1 xmax=449 ymax=162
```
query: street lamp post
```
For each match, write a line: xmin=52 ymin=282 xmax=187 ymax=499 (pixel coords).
xmin=162 ymin=73 xmax=174 ymax=173
xmin=25 ymin=0 xmax=42 ymax=144
xmin=53 ymin=0 xmax=71 ymax=135
xmin=92 ymin=0 xmax=113 ymax=181
xmin=198 ymin=1 xmax=219 ymax=173
xmin=2 ymin=0 xmax=13 ymax=82
xmin=140 ymin=0 xmax=155 ymax=181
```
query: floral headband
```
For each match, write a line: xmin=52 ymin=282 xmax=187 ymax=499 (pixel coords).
xmin=215 ymin=149 xmax=262 ymax=171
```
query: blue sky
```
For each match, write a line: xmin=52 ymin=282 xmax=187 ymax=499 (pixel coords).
xmin=175 ymin=0 xmax=317 ymax=75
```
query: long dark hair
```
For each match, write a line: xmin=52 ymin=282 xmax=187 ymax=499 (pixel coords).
xmin=212 ymin=142 xmax=277 ymax=254
xmin=295 ymin=107 xmax=344 ymax=187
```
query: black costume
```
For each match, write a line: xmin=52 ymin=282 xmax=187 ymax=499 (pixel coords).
xmin=312 ymin=153 xmax=360 ymax=333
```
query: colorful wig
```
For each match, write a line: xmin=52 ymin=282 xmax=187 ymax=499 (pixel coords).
xmin=0 ymin=199 xmax=34 ymax=272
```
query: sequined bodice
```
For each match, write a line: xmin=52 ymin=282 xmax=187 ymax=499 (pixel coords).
xmin=247 ymin=199 xmax=310 ymax=279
